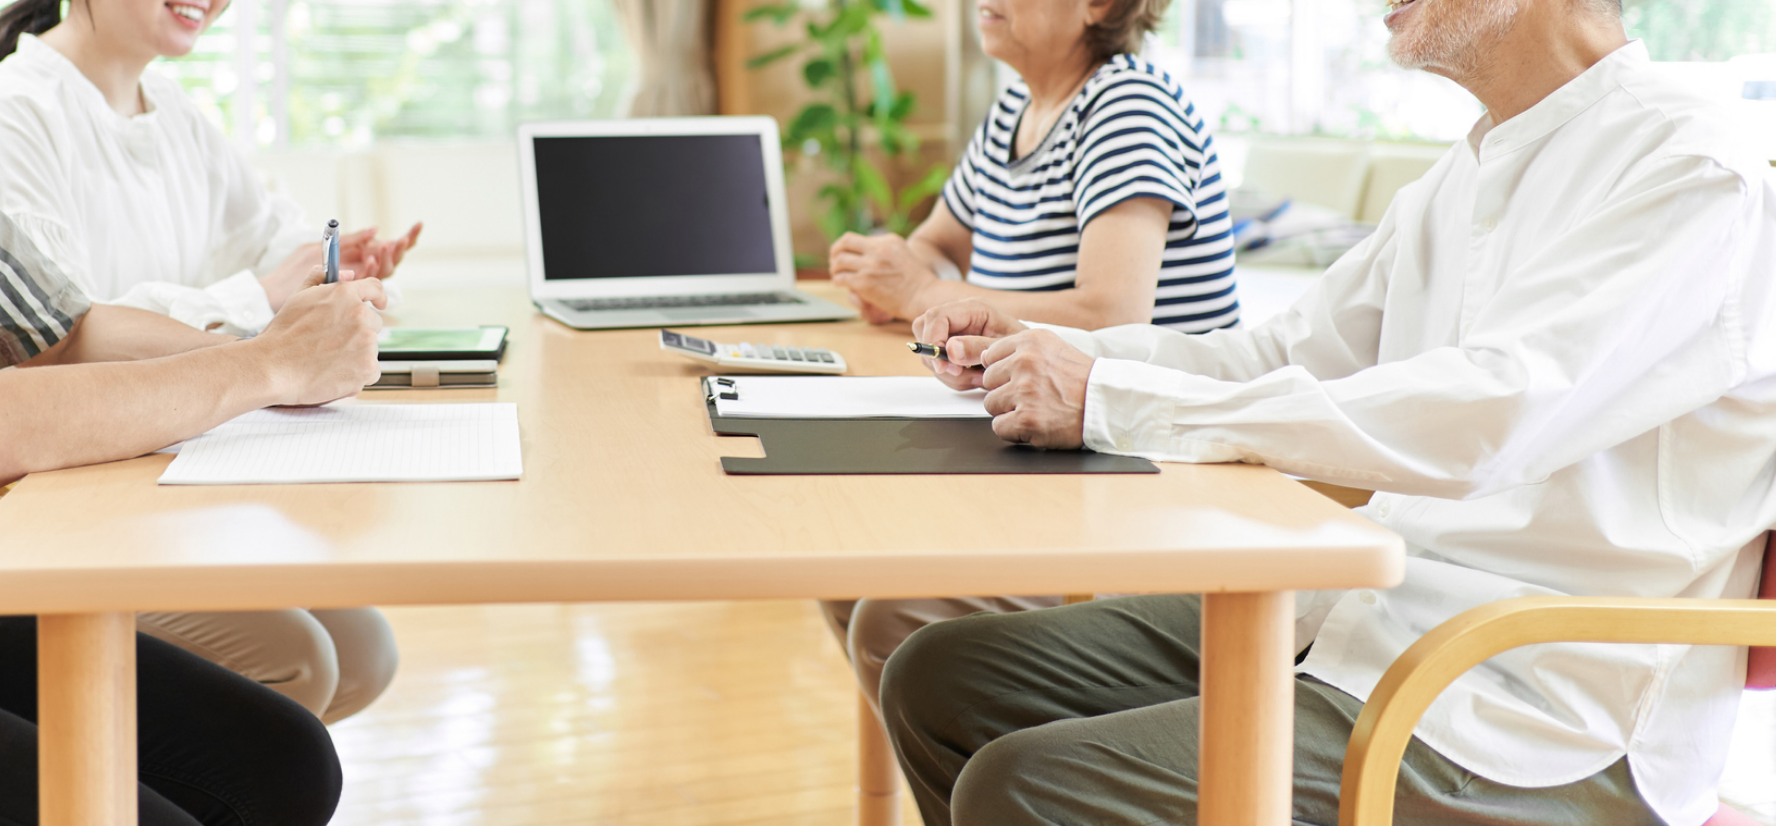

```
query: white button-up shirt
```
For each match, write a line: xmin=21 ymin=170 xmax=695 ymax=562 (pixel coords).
xmin=1046 ymin=43 xmax=1776 ymax=826
xmin=0 ymin=35 xmax=311 ymax=335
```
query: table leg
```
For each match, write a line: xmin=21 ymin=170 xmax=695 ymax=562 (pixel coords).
xmin=1199 ymin=591 xmax=1295 ymax=826
xmin=39 ymin=612 xmax=137 ymax=826
xmin=858 ymin=691 xmax=901 ymax=826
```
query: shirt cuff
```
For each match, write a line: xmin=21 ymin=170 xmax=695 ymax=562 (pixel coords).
xmin=205 ymin=270 xmax=275 ymax=335
xmin=1082 ymin=358 xmax=1251 ymax=463
xmin=1023 ymin=321 xmax=1100 ymax=357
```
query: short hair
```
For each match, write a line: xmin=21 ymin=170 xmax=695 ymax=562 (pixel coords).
xmin=1083 ymin=0 xmax=1172 ymax=62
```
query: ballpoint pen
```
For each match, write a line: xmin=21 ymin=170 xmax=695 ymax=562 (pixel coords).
xmin=906 ymin=341 xmax=952 ymax=361
xmin=322 ymin=219 xmax=340 ymax=284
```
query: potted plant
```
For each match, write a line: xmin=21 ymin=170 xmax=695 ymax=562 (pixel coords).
xmin=744 ymin=0 xmax=950 ymax=252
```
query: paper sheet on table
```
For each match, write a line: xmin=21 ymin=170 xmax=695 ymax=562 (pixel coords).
xmin=710 ymin=376 xmax=990 ymax=419
xmin=158 ymin=403 xmax=523 ymax=485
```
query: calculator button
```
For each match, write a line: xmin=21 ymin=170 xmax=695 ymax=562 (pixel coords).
xmin=771 ymin=346 xmax=788 ymax=359
xmin=788 ymin=350 xmax=804 ymax=361
xmin=817 ymin=353 xmax=834 ymax=363
xmin=739 ymin=343 xmax=757 ymax=357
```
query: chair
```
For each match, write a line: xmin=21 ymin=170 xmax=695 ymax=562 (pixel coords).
xmin=1339 ymin=531 xmax=1776 ymax=826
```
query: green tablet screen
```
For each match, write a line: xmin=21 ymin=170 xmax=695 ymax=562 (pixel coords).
xmin=377 ymin=328 xmax=498 ymax=352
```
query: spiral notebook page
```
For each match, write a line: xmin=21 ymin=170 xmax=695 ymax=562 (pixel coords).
xmin=159 ymin=403 xmax=523 ymax=485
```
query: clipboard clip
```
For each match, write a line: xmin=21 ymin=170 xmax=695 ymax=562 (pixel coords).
xmin=703 ymin=377 xmax=739 ymax=402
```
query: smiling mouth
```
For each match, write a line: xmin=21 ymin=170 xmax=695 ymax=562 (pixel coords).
xmin=978 ymin=8 xmax=1004 ymax=22
xmin=168 ymin=3 xmax=205 ymax=24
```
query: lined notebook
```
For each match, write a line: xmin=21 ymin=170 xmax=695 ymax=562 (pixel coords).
xmin=710 ymin=376 xmax=990 ymax=419
xmin=159 ymin=403 xmax=523 ymax=485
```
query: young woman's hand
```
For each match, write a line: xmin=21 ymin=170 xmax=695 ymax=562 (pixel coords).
xmin=259 ymin=223 xmax=424 ymax=311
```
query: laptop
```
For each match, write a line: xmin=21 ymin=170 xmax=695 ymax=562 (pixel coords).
xmin=517 ymin=117 xmax=857 ymax=330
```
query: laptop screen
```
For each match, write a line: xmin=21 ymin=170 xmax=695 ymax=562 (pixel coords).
xmin=532 ymin=134 xmax=779 ymax=280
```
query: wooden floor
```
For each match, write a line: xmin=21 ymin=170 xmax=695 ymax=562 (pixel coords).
xmin=329 ymin=601 xmax=918 ymax=826
xmin=331 ymin=602 xmax=1776 ymax=826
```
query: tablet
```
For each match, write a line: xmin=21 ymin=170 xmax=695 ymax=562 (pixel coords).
xmin=377 ymin=326 xmax=509 ymax=361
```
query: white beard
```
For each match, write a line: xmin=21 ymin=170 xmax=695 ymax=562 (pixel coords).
xmin=1388 ymin=0 xmax=1524 ymax=78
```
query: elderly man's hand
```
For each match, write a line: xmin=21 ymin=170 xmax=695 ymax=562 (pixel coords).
xmin=829 ymin=232 xmax=940 ymax=323
xmin=911 ymin=298 xmax=1028 ymax=390
xmin=979 ymin=330 xmax=1095 ymax=449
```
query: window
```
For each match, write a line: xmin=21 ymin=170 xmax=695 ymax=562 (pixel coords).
xmin=156 ymin=0 xmax=634 ymax=148
xmin=1147 ymin=0 xmax=1776 ymax=142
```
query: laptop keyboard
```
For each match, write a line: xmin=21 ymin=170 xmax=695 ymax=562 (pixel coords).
xmin=561 ymin=293 xmax=806 ymax=312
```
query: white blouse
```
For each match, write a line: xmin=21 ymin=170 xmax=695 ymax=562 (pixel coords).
xmin=0 ymin=34 xmax=309 ymax=335
xmin=1047 ymin=43 xmax=1776 ymax=826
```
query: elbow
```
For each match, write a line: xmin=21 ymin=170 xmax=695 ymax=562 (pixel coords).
xmin=1075 ymin=300 xmax=1152 ymax=332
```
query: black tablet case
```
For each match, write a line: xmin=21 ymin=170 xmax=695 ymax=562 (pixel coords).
xmin=706 ymin=398 xmax=1159 ymax=476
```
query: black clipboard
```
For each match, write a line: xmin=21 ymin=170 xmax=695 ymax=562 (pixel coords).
xmin=703 ymin=378 xmax=1159 ymax=476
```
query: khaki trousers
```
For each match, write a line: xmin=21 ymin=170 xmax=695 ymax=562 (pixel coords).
xmin=878 ymin=594 xmax=1661 ymax=826
xmin=820 ymin=596 xmax=1063 ymax=714
xmin=136 ymin=607 xmax=399 ymax=724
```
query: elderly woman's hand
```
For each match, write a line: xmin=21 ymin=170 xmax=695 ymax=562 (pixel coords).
xmin=829 ymin=232 xmax=941 ymax=323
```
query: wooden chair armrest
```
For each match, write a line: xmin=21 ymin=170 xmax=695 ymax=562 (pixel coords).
xmin=1297 ymin=480 xmax=1374 ymax=510
xmin=1340 ymin=596 xmax=1776 ymax=826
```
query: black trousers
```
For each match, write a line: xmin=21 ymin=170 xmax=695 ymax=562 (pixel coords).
xmin=0 ymin=617 xmax=342 ymax=826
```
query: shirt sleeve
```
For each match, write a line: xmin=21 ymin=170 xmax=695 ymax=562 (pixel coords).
xmin=939 ymin=124 xmax=985 ymax=231
xmin=1082 ymin=153 xmax=1752 ymax=499
xmin=0 ymin=81 xmax=285 ymax=336
xmin=0 ymin=214 xmax=89 ymax=366
xmin=1072 ymin=77 xmax=1200 ymax=229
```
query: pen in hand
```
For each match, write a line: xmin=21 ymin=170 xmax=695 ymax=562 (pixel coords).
xmin=908 ymin=341 xmax=960 ymax=362
xmin=322 ymin=219 xmax=340 ymax=284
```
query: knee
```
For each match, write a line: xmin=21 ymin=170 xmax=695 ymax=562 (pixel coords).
xmin=138 ymin=611 xmax=341 ymax=720
xmin=878 ymin=615 xmax=982 ymax=742
xmin=951 ymin=729 xmax=1068 ymax=826
xmin=311 ymin=608 xmax=399 ymax=724
xmin=248 ymin=695 xmax=345 ymax=826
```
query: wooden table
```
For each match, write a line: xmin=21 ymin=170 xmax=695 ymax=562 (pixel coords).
xmin=0 ymin=283 xmax=1404 ymax=826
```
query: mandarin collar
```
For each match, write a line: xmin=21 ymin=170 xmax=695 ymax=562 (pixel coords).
xmin=1466 ymin=40 xmax=1649 ymax=163
xmin=17 ymin=34 xmax=161 ymax=127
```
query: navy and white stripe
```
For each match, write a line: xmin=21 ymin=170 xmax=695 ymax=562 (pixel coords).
xmin=941 ymin=55 xmax=1238 ymax=332
xmin=0 ymin=213 xmax=89 ymax=366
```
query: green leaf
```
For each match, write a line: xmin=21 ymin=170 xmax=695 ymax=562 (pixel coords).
xmin=901 ymin=0 xmax=933 ymax=18
xmin=832 ymin=1 xmax=874 ymax=37
xmin=870 ymin=0 xmax=906 ymax=22
xmin=745 ymin=44 xmax=802 ymax=69
xmin=741 ymin=2 xmax=799 ymax=24
xmin=802 ymin=58 xmax=836 ymax=88
xmin=888 ymin=90 xmax=916 ymax=121
xmin=897 ymin=163 xmax=950 ymax=211
xmin=786 ymin=103 xmax=839 ymax=142
xmin=878 ymin=122 xmax=919 ymax=155
xmin=854 ymin=156 xmax=894 ymax=216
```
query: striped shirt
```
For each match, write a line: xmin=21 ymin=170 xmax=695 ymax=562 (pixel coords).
xmin=0 ymin=212 xmax=89 ymax=366
xmin=941 ymin=55 xmax=1238 ymax=332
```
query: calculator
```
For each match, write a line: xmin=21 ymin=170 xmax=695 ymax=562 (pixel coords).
xmin=659 ymin=329 xmax=847 ymax=374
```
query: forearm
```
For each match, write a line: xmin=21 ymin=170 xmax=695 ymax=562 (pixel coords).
xmin=913 ymin=280 xmax=1151 ymax=330
xmin=25 ymin=305 xmax=234 ymax=366
xmin=0 ymin=343 xmax=283 ymax=482
xmin=906 ymin=237 xmax=963 ymax=281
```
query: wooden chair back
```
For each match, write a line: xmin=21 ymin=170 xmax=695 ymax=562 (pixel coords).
xmin=1748 ymin=531 xmax=1776 ymax=689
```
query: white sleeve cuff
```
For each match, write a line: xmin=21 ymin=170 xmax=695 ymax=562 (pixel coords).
xmin=1023 ymin=321 xmax=1101 ymax=357
xmin=204 ymin=270 xmax=275 ymax=334
xmin=1082 ymin=358 xmax=1253 ymax=464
